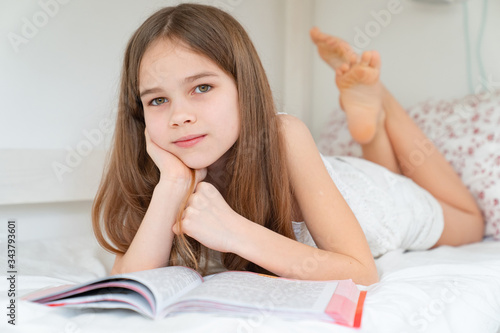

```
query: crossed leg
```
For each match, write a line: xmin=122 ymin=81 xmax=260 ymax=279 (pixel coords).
xmin=310 ymin=27 xmax=484 ymax=246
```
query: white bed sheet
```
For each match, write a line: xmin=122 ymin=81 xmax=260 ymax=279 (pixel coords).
xmin=1 ymin=236 xmax=499 ymax=333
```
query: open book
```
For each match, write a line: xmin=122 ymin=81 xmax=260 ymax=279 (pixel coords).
xmin=23 ymin=266 xmax=367 ymax=328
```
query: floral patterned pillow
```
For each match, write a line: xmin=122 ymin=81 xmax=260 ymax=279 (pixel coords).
xmin=317 ymin=90 xmax=500 ymax=240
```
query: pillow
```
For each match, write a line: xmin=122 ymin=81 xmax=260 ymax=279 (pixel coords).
xmin=317 ymin=89 xmax=500 ymax=240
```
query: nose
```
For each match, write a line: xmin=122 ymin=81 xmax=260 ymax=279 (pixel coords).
xmin=169 ymin=101 xmax=196 ymax=127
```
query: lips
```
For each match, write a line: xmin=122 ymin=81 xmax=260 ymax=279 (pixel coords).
xmin=173 ymin=134 xmax=206 ymax=148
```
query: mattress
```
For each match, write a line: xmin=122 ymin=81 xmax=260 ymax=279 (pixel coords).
xmin=1 ymin=235 xmax=499 ymax=332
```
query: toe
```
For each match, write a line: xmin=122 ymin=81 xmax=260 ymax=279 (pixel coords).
xmin=360 ymin=51 xmax=371 ymax=66
xmin=339 ymin=63 xmax=350 ymax=74
xmin=310 ymin=27 xmax=319 ymax=42
xmin=353 ymin=67 xmax=368 ymax=81
xmin=348 ymin=53 xmax=358 ymax=66
xmin=310 ymin=27 xmax=326 ymax=43
xmin=368 ymin=50 xmax=381 ymax=69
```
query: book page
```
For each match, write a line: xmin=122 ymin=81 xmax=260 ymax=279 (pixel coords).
xmin=127 ymin=266 xmax=203 ymax=312
xmin=176 ymin=271 xmax=339 ymax=313
xmin=46 ymin=287 xmax=154 ymax=318
xmin=27 ymin=280 xmax=155 ymax=306
xmin=25 ymin=266 xmax=203 ymax=319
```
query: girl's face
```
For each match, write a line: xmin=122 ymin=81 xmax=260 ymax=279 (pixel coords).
xmin=139 ymin=39 xmax=240 ymax=171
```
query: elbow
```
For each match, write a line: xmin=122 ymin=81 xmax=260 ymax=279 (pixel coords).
xmin=353 ymin=262 xmax=379 ymax=286
xmin=111 ymin=253 xmax=125 ymax=276
xmin=110 ymin=260 xmax=135 ymax=276
xmin=357 ymin=270 xmax=379 ymax=286
xmin=110 ymin=262 xmax=127 ymax=276
xmin=110 ymin=266 xmax=122 ymax=276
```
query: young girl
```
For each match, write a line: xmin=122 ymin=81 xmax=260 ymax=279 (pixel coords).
xmin=92 ymin=3 xmax=484 ymax=285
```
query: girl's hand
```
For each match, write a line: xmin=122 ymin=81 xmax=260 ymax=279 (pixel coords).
xmin=173 ymin=182 xmax=244 ymax=253
xmin=145 ymin=129 xmax=206 ymax=184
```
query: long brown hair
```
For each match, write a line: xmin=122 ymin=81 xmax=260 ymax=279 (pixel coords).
xmin=92 ymin=3 xmax=295 ymax=275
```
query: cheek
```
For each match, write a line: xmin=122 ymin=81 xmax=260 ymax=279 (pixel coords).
xmin=229 ymin=91 xmax=240 ymax=133
xmin=230 ymin=106 xmax=241 ymax=137
xmin=145 ymin=115 xmax=168 ymax=147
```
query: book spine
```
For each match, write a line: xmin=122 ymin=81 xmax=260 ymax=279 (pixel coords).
xmin=353 ymin=291 xmax=367 ymax=328
xmin=324 ymin=280 xmax=361 ymax=327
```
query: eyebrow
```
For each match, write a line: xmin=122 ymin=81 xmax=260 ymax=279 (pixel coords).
xmin=139 ymin=72 xmax=219 ymax=98
xmin=184 ymin=72 xmax=218 ymax=84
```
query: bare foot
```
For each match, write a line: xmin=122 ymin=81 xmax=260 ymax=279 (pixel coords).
xmin=336 ymin=51 xmax=384 ymax=144
xmin=310 ymin=27 xmax=358 ymax=70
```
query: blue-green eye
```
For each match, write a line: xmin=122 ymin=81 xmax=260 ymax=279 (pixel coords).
xmin=195 ymin=85 xmax=211 ymax=93
xmin=150 ymin=97 xmax=167 ymax=106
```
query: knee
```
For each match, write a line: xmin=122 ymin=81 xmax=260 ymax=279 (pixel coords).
xmin=456 ymin=213 xmax=484 ymax=245
xmin=434 ymin=212 xmax=485 ymax=247
xmin=470 ymin=213 xmax=485 ymax=243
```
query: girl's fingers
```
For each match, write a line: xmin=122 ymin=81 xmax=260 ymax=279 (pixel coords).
xmin=172 ymin=222 xmax=181 ymax=235
xmin=144 ymin=128 xmax=156 ymax=154
xmin=195 ymin=168 xmax=207 ymax=184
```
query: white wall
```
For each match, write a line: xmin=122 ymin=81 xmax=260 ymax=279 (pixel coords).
xmin=309 ymin=0 xmax=500 ymax=138
xmin=0 ymin=0 xmax=286 ymax=150
xmin=0 ymin=201 xmax=93 ymax=242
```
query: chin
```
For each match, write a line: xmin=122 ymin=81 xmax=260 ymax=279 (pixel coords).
xmin=181 ymin=157 xmax=214 ymax=171
xmin=179 ymin=148 xmax=230 ymax=172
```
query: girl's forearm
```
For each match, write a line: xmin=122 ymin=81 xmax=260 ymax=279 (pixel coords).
xmin=233 ymin=218 xmax=379 ymax=285
xmin=111 ymin=179 xmax=188 ymax=275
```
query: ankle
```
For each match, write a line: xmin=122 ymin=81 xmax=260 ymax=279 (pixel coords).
xmin=381 ymin=85 xmax=393 ymax=113
xmin=360 ymin=113 xmax=384 ymax=147
xmin=381 ymin=85 xmax=407 ymax=120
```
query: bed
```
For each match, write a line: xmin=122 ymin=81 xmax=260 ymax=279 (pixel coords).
xmin=0 ymin=234 xmax=499 ymax=332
